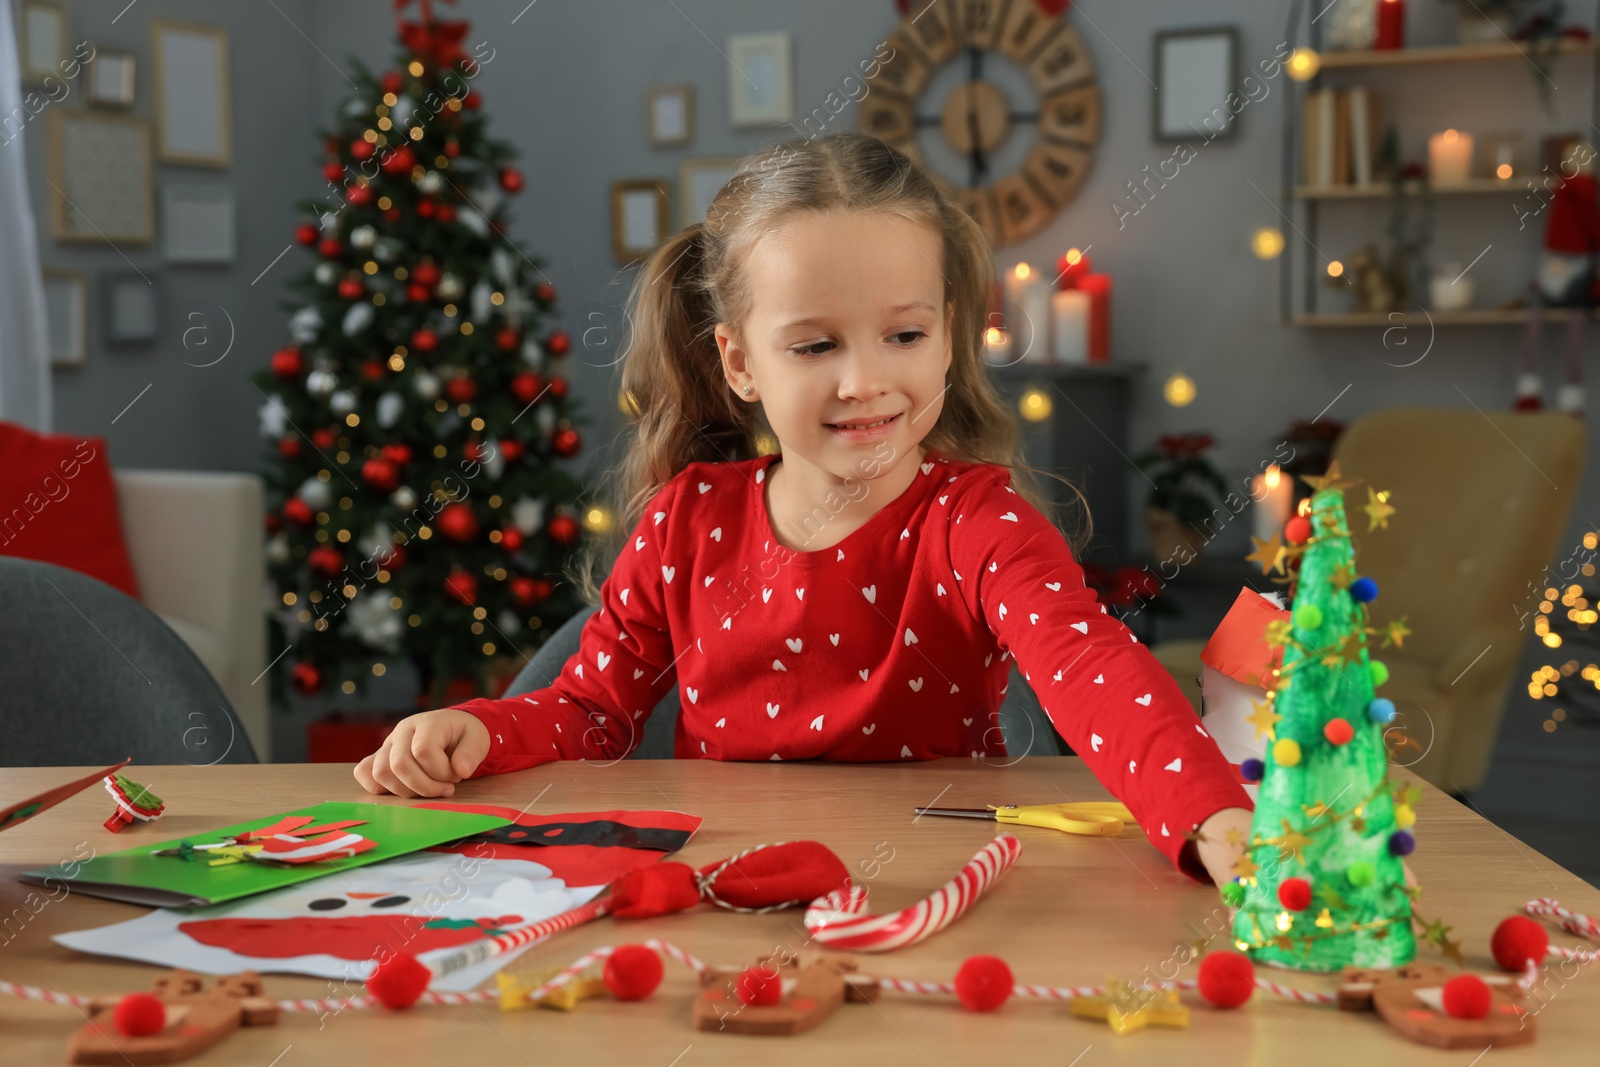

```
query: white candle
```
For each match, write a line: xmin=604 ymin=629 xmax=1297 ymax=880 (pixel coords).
xmin=1428 ymin=129 xmax=1474 ymax=186
xmin=983 ymin=326 xmax=1012 ymax=364
xmin=1005 ymin=263 xmax=1052 ymax=363
xmin=1430 ymin=269 xmax=1474 ymax=311
xmin=1051 ymin=289 xmax=1090 ymax=364
xmin=1252 ymin=464 xmax=1292 ymax=542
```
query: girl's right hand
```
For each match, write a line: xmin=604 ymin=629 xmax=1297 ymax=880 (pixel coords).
xmin=353 ymin=709 xmax=491 ymax=798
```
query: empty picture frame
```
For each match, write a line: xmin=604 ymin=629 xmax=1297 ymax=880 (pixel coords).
xmin=41 ymin=268 xmax=87 ymax=366
xmin=611 ymin=180 xmax=670 ymax=264
xmin=162 ymin=183 xmax=235 ymax=263
xmin=87 ymin=48 xmax=137 ymax=107
xmin=151 ymin=20 xmax=231 ymax=166
xmin=19 ymin=1 xmax=66 ymax=85
xmin=678 ymin=156 xmax=741 ymax=230
xmin=648 ymin=84 xmax=695 ymax=147
xmin=102 ymin=272 xmax=159 ymax=345
xmin=47 ymin=109 xmax=154 ymax=243
xmin=728 ymin=32 xmax=792 ymax=127
xmin=1152 ymin=26 xmax=1239 ymax=143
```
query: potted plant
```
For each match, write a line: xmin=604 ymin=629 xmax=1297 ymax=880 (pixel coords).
xmin=1132 ymin=432 xmax=1229 ymax=564
xmin=1453 ymin=0 xmax=1523 ymax=44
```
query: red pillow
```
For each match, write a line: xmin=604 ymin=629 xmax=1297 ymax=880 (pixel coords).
xmin=0 ymin=421 xmax=141 ymax=600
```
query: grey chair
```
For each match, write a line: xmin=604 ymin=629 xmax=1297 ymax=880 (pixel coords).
xmin=1 ymin=558 xmax=259 ymax=767
xmin=502 ymin=604 xmax=1067 ymax=759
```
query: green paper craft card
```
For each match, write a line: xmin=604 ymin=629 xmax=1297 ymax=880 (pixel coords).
xmin=17 ymin=802 xmax=510 ymax=909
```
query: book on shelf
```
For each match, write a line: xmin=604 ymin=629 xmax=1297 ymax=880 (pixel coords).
xmin=1302 ymin=87 xmax=1380 ymax=188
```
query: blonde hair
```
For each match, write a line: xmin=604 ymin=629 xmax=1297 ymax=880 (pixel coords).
xmin=572 ymin=132 xmax=1088 ymax=602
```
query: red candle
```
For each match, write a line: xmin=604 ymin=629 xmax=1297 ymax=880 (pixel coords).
xmin=1375 ymin=0 xmax=1404 ymax=51
xmin=1079 ymin=273 xmax=1112 ymax=362
xmin=1055 ymin=249 xmax=1093 ymax=289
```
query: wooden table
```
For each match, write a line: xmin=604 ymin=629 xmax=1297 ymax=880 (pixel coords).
xmin=2 ymin=759 xmax=1595 ymax=1065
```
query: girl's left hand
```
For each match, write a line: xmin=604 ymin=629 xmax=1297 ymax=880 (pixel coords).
xmin=1197 ymin=806 xmax=1419 ymax=893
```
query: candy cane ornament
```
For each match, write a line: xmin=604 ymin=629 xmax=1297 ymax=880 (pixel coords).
xmin=804 ymin=833 xmax=1021 ymax=952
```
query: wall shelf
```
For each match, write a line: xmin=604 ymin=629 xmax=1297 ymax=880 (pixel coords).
xmin=1316 ymin=38 xmax=1600 ymax=69
xmin=1292 ymin=179 xmax=1520 ymax=199
xmin=1293 ymin=308 xmax=1596 ymax=327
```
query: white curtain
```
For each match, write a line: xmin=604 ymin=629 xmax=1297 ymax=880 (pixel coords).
xmin=0 ymin=0 xmax=51 ymax=430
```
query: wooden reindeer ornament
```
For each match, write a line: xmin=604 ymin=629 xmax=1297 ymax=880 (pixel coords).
xmin=68 ymin=969 xmax=280 ymax=1065
xmin=692 ymin=952 xmax=879 ymax=1035
xmin=1337 ymin=962 xmax=1535 ymax=1050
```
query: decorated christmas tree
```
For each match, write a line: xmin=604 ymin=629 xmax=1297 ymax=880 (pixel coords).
xmin=253 ymin=0 xmax=589 ymax=709
xmin=1226 ymin=461 xmax=1420 ymax=972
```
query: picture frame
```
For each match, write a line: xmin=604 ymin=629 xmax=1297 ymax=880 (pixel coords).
xmin=611 ymin=179 xmax=671 ymax=264
xmin=1152 ymin=26 xmax=1239 ymax=143
xmin=46 ymin=109 xmax=154 ymax=244
xmin=647 ymin=84 xmax=695 ymax=147
xmin=102 ymin=272 xmax=160 ymax=345
xmin=151 ymin=19 xmax=231 ymax=166
xmin=727 ymin=32 xmax=792 ymax=127
xmin=677 ymin=156 xmax=742 ymax=231
xmin=19 ymin=1 xmax=66 ymax=85
xmin=87 ymin=47 xmax=137 ymax=108
xmin=162 ymin=182 xmax=236 ymax=263
xmin=41 ymin=268 xmax=87 ymax=367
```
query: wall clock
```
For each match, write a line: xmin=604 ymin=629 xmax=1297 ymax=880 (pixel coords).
xmin=859 ymin=0 xmax=1100 ymax=249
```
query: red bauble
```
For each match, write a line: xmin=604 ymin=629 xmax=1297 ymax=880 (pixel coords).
xmin=444 ymin=568 xmax=478 ymax=605
xmin=271 ymin=346 xmax=304 ymax=378
xmin=735 ymin=965 xmax=781 ymax=1006
xmin=380 ymin=70 xmax=403 ymax=95
xmin=265 ymin=512 xmax=282 ymax=535
xmin=551 ymin=427 xmax=581 ymax=458
xmin=381 ymin=443 xmax=412 ymax=466
xmin=361 ymin=360 xmax=385 ymax=381
xmin=277 ymin=437 xmax=302 ymax=459
xmin=1442 ymin=975 xmax=1492 ymax=1020
xmin=437 ymin=502 xmax=480 ymax=542
xmin=1285 ymin=515 xmax=1312 ymax=544
xmin=311 ymin=427 xmax=338 ymax=450
xmin=362 ymin=458 xmax=399 ymax=492
xmin=509 ymin=575 xmax=538 ymax=606
xmin=495 ymin=327 xmax=519 ymax=351
xmin=380 ymin=144 xmax=415 ymax=175
xmin=463 ymin=90 xmax=481 ymax=110
xmin=500 ymin=527 xmax=525 ymax=553
xmin=318 ymin=237 xmax=343 ymax=258
xmin=546 ymin=515 xmax=580 ymax=547
xmin=546 ymin=330 xmax=570 ymax=356
xmin=602 ymin=944 xmax=663 ymax=1002
xmin=411 ymin=328 xmax=438 ymax=353
xmin=498 ymin=438 xmax=524 ymax=463
xmin=406 ymin=283 xmax=432 ymax=303
xmin=1278 ymin=877 xmax=1313 ymax=912
xmin=499 ymin=167 xmax=524 ymax=193
xmin=290 ymin=661 xmax=323 ymax=695
xmin=434 ymin=203 xmax=457 ymax=224
xmin=346 ymin=183 xmax=374 ymax=207
xmin=283 ymin=498 xmax=314 ymax=526
xmin=113 ymin=993 xmax=167 ymax=1037
xmin=416 ymin=198 xmax=437 ymax=219
xmin=308 ymin=545 xmax=344 ymax=578
xmin=511 ymin=372 xmax=542 ymax=404
xmin=383 ymin=207 xmax=402 ymax=223
xmin=337 ymin=278 xmax=366 ymax=300
xmin=462 ymin=440 xmax=484 ymax=463
xmin=367 ymin=952 xmax=430 ymax=1011
xmin=443 ymin=138 xmax=461 ymax=158
xmin=322 ymin=161 xmax=345 ymax=183
xmin=1197 ymin=951 xmax=1256 ymax=1008
xmin=536 ymin=282 xmax=556 ymax=302
xmin=445 ymin=377 xmax=477 ymax=403
xmin=375 ymin=544 xmax=406 ymax=572
xmin=350 ymin=138 xmax=375 ymax=161
xmin=323 ymin=137 xmax=339 ymax=155
xmin=1324 ymin=717 xmax=1355 ymax=745
xmin=548 ymin=376 xmax=569 ymax=399
xmin=412 ymin=262 xmax=441 ymax=288
xmin=953 ymin=955 xmax=1013 ymax=1012
xmin=1491 ymin=915 xmax=1549 ymax=971
xmin=294 ymin=223 xmax=319 ymax=246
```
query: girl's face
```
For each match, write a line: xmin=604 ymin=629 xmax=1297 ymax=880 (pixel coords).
xmin=715 ymin=209 xmax=953 ymax=484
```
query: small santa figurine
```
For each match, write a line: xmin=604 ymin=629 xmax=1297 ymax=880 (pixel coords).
xmin=1198 ymin=588 xmax=1291 ymax=801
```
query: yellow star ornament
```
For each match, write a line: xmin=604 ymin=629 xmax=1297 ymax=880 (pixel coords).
xmin=1364 ymin=486 xmax=1396 ymax=531
xmin=1246 ymin=697 xmax=1282 ymax=741
xmin=1071 ymin=979 xmax=1190 ymax=1035
xmin=1246 ymin=532 xmax=1288 ymax=575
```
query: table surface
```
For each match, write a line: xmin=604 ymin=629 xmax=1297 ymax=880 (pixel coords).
xmin=2 ymin=758 xmax=1596 ymax=1066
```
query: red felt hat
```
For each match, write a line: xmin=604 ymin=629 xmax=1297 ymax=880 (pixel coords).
xmin=1200 ymin=587 xmax=1289 ymax=688
xmin=609 ymin=840 xmax=851 ymax=919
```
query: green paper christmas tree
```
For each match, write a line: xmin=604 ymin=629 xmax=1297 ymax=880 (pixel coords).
xmin=1228 ymin=462 xmax=1418 ymax=972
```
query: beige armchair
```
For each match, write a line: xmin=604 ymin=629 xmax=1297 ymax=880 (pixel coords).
xmin=1150 ymin=407 xmax=1586 ymax=793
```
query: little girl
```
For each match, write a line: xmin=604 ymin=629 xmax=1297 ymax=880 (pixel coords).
xmin=356 ymin=132 xmax=1253 ymax=887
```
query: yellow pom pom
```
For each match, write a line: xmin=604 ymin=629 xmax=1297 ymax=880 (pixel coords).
xmin=1272 ymin=738 xmax=1302 ymax=767
xmin=1394 ymin=803 xmax=1415 ymax=829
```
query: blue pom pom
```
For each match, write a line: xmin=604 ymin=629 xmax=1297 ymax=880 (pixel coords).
xmin=1388 ymin=830 xmax=1415 ymax=856
xmin=1350 ymin=577 xmax=1379 ymax=603
xmin=1368 ymin=698 xmax=1396 ymax=725
xmin=1240 ymin=758 xmax=1264 ymax=782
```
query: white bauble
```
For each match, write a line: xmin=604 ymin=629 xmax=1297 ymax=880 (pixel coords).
xmin=342 ymin=97 xmax=366 ymax=118
xmin=373 ymin=238 xmax=398 ymax=263
xmin=306 ymin=370 xmax=338 ymax=397
xmin=350 ymin=224 xmax=376 ymax=249
xmin=491 ymin=248 xmax=514 ymax=286
xmin=289 ymin=306 xmax=323 ymax=343
xmin=437 ymin=272 xmax=463 ymax=301
xmin=418 ymin=169 xmax=444 ymax=195
xmin=342 ymin=302 xmax=375 ymax=336
xmin=412 ymin=371 xmax=440 ymax=401
xmin=391 ymin=485 xmax=418 ymax=510
xmin=459 ymin=207 xmax=489 ymax=237
xmin=521 ymin=337 xmax=545 ymax=367
xmin=475 ymin=186 xmax=503 ymax=217
xmin=298 ymin=477 xmax=334 ymax=511
xmin=535 ymin=404 xmax=556 ymax=436
xmin=347 ymin=593 xmax=402 ymax=650
xmin=330 ymin=389 xmax=358 ymax=416
xmin=510 ymin=496 xmax=546 ymax=535
xmin=258 ymin=396 xmax=288 ymax=439
xmin=496 ymin=609 xmax=521 ymax=634
xmin=266 ymin=534 xmax=291 ymax=565
xmin=470 ymin=281 xmax=493 ymax=323
xmin=376 ymin=392 xmax=404 ymax=429
xmin=483 ymin=448 xmax=505 ymax=480
xmin=390 ymin=95 xmax=415 ymax=127
xmin=313 ymin=262 xmax=338 ymax=286
xmin=319 ymin=211 xmax=338 ymax=232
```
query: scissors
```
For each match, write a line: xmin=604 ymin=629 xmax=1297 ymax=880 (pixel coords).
xmin=913 ymin=801 xmax=1134 ymax=837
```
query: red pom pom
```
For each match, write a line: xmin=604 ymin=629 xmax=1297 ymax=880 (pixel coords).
xmin=113 ymin=992 xmax=166 ymax=1036
xmin=953 ymin=955 xmax=1012 ymax=1012
xmin=1442 ymin=974 xmax=1492 ymax=1019
xmin=1323 ymin=718 xmax=1354 ymax=745
xmin=608 ymin=862 xmax=701 ymax=918
xmin=736 ymin=964 xmax=781 ymax=1006
xmin=1491 ymin=915 xmax=1549 ymax=971
xmin=368 ymin=952 xmax=432 ymax=1010
xmin=1278 ymin=877 xmax=1312 ymax=911
xmin=603 ymin=944 xmax=664 ymax=1001
xmin=1198 ymin=951 xmax=1255 ymax=1008
xmin=1285 ymin=515 xmax=1312 ymax=544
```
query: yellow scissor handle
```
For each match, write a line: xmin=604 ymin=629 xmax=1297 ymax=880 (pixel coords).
xmin=989 ymin=801 xmax=1135 ymax=837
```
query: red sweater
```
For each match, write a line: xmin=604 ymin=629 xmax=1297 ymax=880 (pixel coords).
xmin=455 ymin=448 xmax=1252 ymax=882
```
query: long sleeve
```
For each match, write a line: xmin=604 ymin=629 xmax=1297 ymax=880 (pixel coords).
xmin=452 ymin=477 xmax=684 ymax=775
xmin=944 ymin=468 xmax=1252 ymax=881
